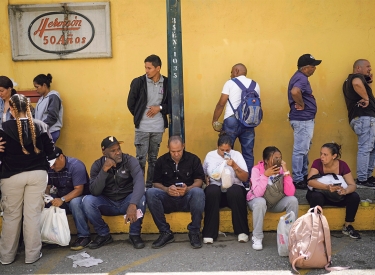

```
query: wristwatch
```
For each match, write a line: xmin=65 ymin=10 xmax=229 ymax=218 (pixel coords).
xmin=61 ymin=197 xmax=66 ymax=202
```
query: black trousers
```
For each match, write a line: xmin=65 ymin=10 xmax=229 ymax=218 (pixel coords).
xmin=306 ymin=189 xmax=360 ymax=223
xmin=202 ymin=184 xmax=249 ymax=239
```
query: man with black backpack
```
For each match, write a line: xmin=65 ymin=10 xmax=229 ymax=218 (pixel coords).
xmin=288 ymin=54 xmax=322 ymax=190
xmin=212 ymin=63 xmax=261 ymax=187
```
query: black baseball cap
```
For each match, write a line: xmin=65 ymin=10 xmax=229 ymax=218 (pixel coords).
xmin=297 ymin=54 xmax=322 ymax=67
xmin=101 ymin=136 xmax=124 ymax=150
xmin=48 ymin=146 xmax=63 ymax=166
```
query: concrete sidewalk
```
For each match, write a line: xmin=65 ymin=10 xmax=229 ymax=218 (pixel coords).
xmin=1 ymin=231 xmax=374 ymax=275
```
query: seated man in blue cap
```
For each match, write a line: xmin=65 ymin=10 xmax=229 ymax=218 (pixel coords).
xmin=83 ymin=136 xmax=146 ymax=249
xmin=47 ymin=146 xmax=91 ymax=250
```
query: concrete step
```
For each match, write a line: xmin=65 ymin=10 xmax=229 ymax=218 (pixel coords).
xmin=2 ymin=203 xmax=373 ymax=235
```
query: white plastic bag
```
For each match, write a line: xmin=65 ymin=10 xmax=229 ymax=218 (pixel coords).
xmin=221 ymin=167 xmax=233 ymax=189
xmin=40 ymin=206 xmax=71 ymax=246
xmin=277 ymin=211 xmax=295 ymax=256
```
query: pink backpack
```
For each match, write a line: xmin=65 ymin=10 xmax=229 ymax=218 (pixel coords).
xmin=288 ymin=206 xmax=349 ymax=274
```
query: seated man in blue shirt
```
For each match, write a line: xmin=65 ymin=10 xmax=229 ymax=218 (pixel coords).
xmin=146 ymin=136 xmax=205 ymax=249
xmin=47 ymin=147 xmax=91 ymax=251
xmin=83 ymin=136 xmax=146 ymax=250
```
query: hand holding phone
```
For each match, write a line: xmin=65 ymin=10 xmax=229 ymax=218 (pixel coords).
xmin=224 ymin=152 xmax=231 ymax=160
xmin=175 ymin=182 xmax=184 ymax=187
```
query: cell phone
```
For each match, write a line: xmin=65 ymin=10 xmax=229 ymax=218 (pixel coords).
xmin=124 ymin=209 xmax=143 ymax=224
xmin=274 ymin=159 xmax=282 ymax=167
xmin=175 ymin=182 xmax=184 ymax=187
xmin=365 ymin=75 xmax=372 ymax=83
xmin=333 ymin=183 xmax=341 ymax=186
xmin=223 ymin=152 xmax=231 ymax=160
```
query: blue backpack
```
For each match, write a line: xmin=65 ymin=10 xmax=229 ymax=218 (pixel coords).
xmin=228 ymin=78 xmax=263 ymax=127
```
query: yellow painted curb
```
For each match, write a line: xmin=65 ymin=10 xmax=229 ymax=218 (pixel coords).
xmin=1 ymin=205 xmax=374 ymax=234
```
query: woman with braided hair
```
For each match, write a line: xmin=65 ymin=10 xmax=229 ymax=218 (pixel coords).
xmin=0 ymin=94 xmax=54 ymax=265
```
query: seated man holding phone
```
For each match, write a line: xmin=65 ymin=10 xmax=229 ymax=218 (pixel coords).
xmin=82 ymin=136 xmax=146 ymax=249
xmin=146 ymin=136 xmax=205 ymax=249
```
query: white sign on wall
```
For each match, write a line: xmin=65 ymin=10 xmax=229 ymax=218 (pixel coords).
xmin=8 ymin=2 xmax=112 ymax=61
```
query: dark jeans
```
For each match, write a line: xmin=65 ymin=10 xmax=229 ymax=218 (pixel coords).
xmin=145 ymin=187 xmax=205 ymax=234
xmin=306 ymin=189 xmax=360 ymax=223
xmin=82 ymin=194 xmax=146 ymax=236
xmin=202 ymin=184 xmax=249 ymax=239
xmin=51 ymin=130 xmax=60 ymax=143
xmin=223 ymin=116 xmax=255 ymax=179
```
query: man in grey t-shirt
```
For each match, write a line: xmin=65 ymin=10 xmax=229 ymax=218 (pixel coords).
xmin=127 ymin=55 xmax=169 ymax=189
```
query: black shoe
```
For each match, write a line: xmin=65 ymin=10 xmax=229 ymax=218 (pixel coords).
xmin=293 ymin=181 xmax=308 ymax=190
xmin=71 ymin=237 xmax=91 ymax=251
xmin=152 ymin=231 xmax=174 ymax=249
xmin=357 ymin=178 xmax=375 ymax=188
xmin=188 ymin=232 xmax=202 ymax=249
xmin=88 ymin=234 xmax=113 ymax=249
xmin=129 ymin=235 xmax=145 ymax=249
xmin=342 ymin=224 xmax=361 ymax=239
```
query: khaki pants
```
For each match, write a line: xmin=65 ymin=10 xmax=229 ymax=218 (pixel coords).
xmin=0 ymin=170 xmax=47 ymax=263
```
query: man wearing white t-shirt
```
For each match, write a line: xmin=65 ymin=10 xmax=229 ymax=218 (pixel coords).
xmin=212 ymin=63 xmax=261 ymax=187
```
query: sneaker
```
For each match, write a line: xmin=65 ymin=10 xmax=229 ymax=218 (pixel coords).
xmin=88 ymin=234 xmax=113 ymax=249
xmin=188 ymin=232 xmax=202 ymax=249
xmin=129 ymin=235 xmax=145 ymax=249
xmin=356 ymin=178 xmax=375 ymax=188
xmin=293 ymin=181 xmax=308 ymax=190
xmin=238 ymin=233 xmax=249 ymax=243
xmin=70 ymin=237 xmax=91 ymax=251
xmin=152 ymin=231 xmax=174 ymax=249
xmin=252 ymin=236 xmax=263 ymax=250
xmin=342 ymin=224 xmax=361 ymax=239
xmin=203 ymin=237 xmax=214 ymax=244
xmin=25 ymin=252 xmax=42 ymax=264
xmin=0 ymin=258 xmax=14 ymax=265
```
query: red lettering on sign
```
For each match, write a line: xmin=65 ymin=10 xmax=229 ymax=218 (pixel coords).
xmin=33 ymin=17 xmax=81 ymax=38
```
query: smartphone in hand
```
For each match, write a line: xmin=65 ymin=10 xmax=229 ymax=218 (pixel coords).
xmin=175 ymin=182 xmax=184 ymax=187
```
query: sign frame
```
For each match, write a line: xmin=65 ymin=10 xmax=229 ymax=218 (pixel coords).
xmin=8 ymin=2 xmax=112 ymax=61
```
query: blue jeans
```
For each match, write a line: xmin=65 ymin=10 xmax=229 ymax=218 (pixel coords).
xmin=223 ymin=116 xmax=255 ymax=178
xmin=82 ymin=194 xmax=146 ymax=236
xmin=290 ymin=120 xmax=314 ymax=182
xmin=135 ymin=132 xmax=163 ymax=186
xmin=51 ymin=130 xmax=60 ymax=143
xmin=47 ymin=195 xmax=90 ymax=237
xmin=145 ymin=187 xmax=205 ymax=234
xmin=350 ymin=116 xmax=375 ymax=181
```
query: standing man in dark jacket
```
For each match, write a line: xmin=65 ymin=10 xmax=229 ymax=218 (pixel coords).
xmin=343 ymin=59 xmax=375 ymax=187
xmin=82 ymin=136 xmax=146 ymax=250
xmin=127 ymin=54 xmax=169 ymax=189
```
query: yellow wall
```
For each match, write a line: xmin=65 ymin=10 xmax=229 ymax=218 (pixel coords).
xmin=1 ymin=0 xmax=375 ymax=176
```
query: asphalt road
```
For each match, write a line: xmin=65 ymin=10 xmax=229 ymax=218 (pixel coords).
xmin=1 ymin=231 xmax=375 ymax=275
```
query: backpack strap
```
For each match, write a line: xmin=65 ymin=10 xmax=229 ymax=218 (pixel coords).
xmin=232 ymin=78 xmax=257 ymax=93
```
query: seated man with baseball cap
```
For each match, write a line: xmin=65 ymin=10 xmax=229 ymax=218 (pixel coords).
xmin=47 ymin=146 xmax=91 ymax=250
xmin=82 ymin=136 xmax=146 ymax=249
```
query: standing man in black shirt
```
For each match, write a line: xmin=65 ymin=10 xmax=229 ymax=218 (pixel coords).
xmin=343 ymin=59 xmax=375 ymax=187
xmin=146 ymin=136 xmax=205 ymax=249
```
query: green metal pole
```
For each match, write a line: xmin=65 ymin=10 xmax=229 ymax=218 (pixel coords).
xmin=167 ymin=0 xmax=185 ymax=142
